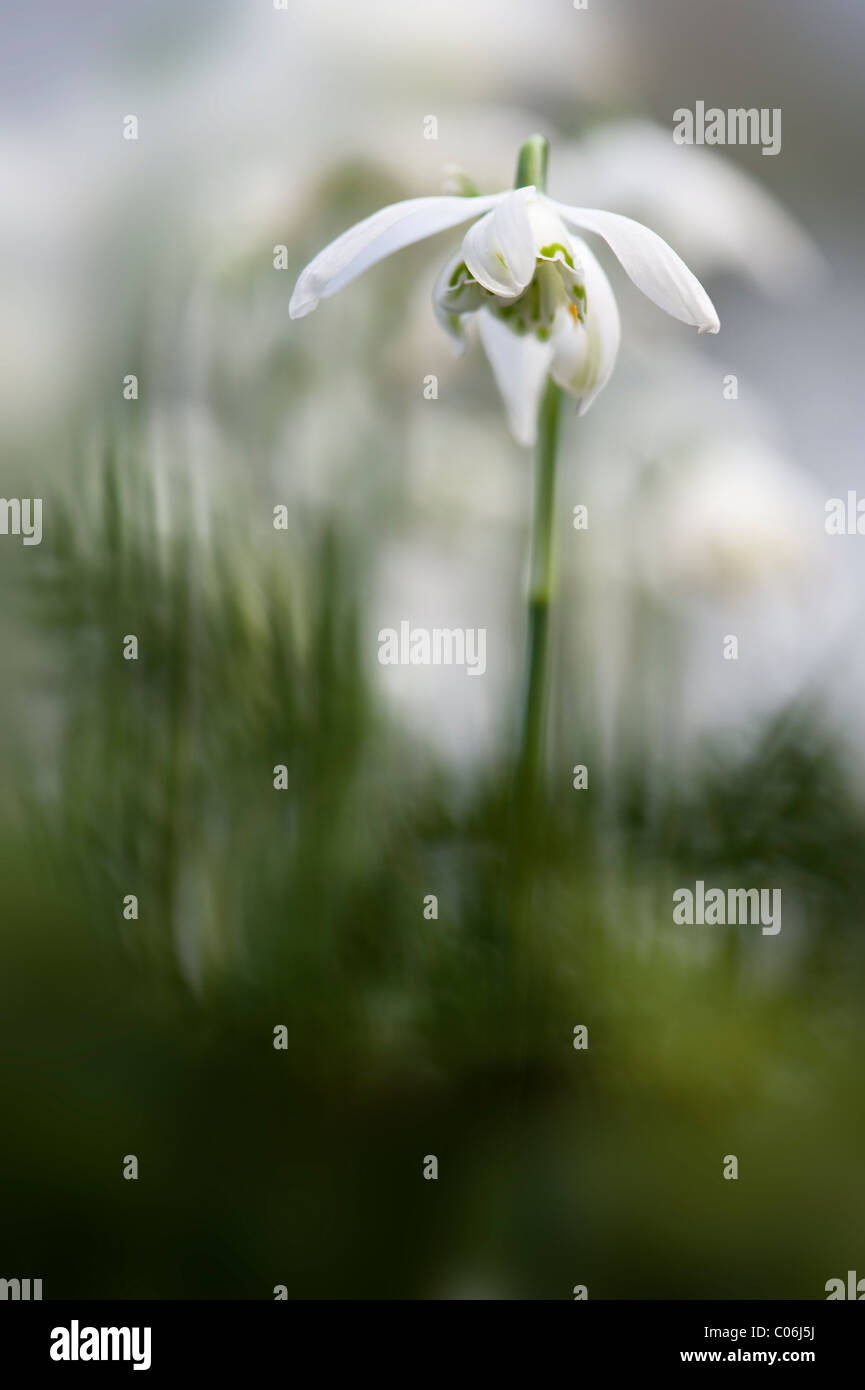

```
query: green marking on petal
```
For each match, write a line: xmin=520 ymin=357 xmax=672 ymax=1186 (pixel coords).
xmin=539 ymin=242 xmax=575 ymax=269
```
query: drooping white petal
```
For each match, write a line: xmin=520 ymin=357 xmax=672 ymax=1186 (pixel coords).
xmin=461 ymin=187 xmax=537 ymax=298
xmin=549 ymin=198 xmax=720 ymax=333
xmin=289 ymin=193 xmax=504 ymax=318
xmin=478 ymin=309 xmax=554 ymax=447
xmin=549 ymin=236 xmax=620 ymax=416
xmin=551 ymin=119 xmax=820 ymax=295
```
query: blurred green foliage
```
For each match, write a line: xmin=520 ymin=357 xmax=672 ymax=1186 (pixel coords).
xmin=1 ymin=439 xmax=864 ymax=1300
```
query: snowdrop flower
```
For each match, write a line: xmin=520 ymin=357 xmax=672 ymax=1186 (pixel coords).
xmin=636 ymin=441 xmax=821 ymax=598
xmin=289 ymin=138 xmax=719 ymax=445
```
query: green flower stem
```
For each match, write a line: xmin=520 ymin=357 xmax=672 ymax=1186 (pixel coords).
xmin=515 ymin=133 xmax=548 ymax=191
xmin=517 ymin=374 xmax=563 ymax=806
xmin=512 ymin=135 xmax=561 ymax=811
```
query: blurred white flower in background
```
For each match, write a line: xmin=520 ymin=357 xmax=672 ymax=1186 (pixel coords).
xmin=642 ymin=433 xmax=848 ymax=743
xmin=635 ymin=440 xmax=821 ymax=598
xmin=551 ymin=119 xmax=821 ymax=293
xmin=553 ymin=338 xmax=854 ymax=769
xmin=287 ymin=0 xmax=622 ymax=106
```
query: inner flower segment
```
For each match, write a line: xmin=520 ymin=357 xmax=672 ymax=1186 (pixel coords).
xmin=438 ymin=247 xmax=587 ymax=343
